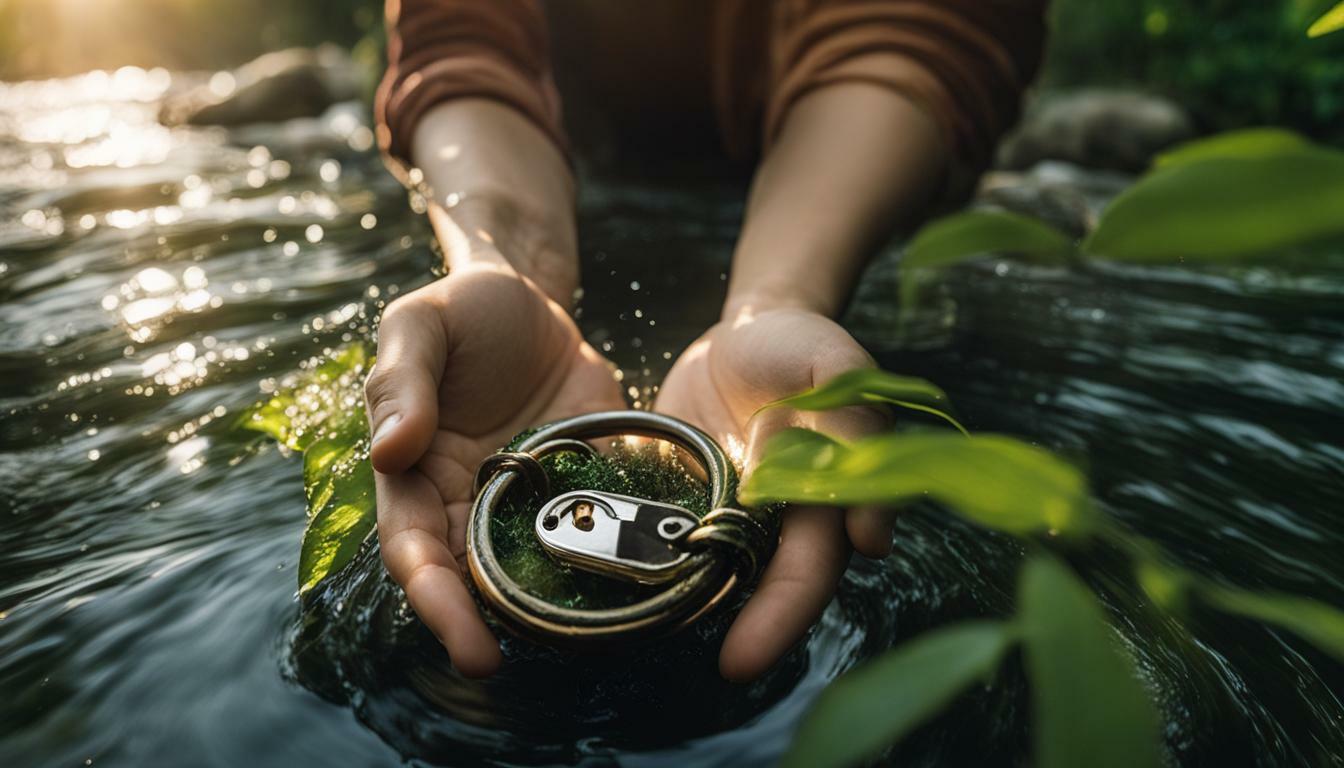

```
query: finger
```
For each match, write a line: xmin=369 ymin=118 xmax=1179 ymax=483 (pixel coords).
xmin=846 ymin=505 xmax=893 ymax=558
xmin=718 ymin=506 xmax=849 ymax=682
xmin=365 ymin=295 xmax=446 ymax=474
xmin=805 ymin=404 xmax=895 ymax=559
xmin=376 ymin=468 xmax=501 ymax=677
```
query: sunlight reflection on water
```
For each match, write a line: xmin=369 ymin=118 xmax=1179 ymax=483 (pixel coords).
xmin=1 ymin=66 xmax=1344 ymax=768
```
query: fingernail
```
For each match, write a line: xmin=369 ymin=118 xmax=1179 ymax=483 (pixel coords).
xmin=372 ymin=413 xmax=401 ymax=445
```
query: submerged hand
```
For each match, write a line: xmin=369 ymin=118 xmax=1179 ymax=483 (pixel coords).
xmin=364 ymin=264 xmax=623 ymax=676
xmin=656 ymin=305 xmax=891 ymax=682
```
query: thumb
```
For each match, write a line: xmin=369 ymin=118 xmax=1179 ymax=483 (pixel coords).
xmin=364 ymin=298 xmax=445 ymax=474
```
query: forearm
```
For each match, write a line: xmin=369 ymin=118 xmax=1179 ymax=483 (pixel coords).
xmin=723 ymin=72 xmax=947 ymax=320
xmin=411 ymin=99 xmax=578 ymax=305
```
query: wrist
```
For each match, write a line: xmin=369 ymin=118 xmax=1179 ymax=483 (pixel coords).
xmin=720 ymin=282 xmax=838 ymax=323
xmin=444 ymin=246 xmax=579 ymax=307
xmin=426 ymin=196 xmax=579 ymax=307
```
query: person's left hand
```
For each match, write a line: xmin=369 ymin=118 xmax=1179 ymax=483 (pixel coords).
xmin=655 ymin=305 xmax=892 ymax=682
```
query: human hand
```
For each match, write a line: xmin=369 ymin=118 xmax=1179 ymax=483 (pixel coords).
xmin=656 ymin=304 xmax=891 ymax=681
xmin=364 ymin=263 xmax=623 ymax=676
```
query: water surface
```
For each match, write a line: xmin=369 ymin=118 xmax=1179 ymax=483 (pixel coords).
xmin=2 ymin=69 xmax=1342 ymax=767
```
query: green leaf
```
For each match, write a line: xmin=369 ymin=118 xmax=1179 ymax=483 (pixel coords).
xmin=1134 ymin=561 xmax=1188 ymax=613
xmin=764 ymin=369 xmax=969 ymax=435
xmin=1308 ymin=2 xmax=1344 ymax=37
xmin=1135 ymin=559 xmax=1344 ymax=664
xmin=1199 ymin=583 xmax=1344 ymax=662
xmin=1084 ymin=144 xmax=1344 ymax=261
xmin=904 ymin=209 xmax=1076 ymax=269
xmin=1154 ymin=128 xmax=1312 ymax=169
xmin=298 ymin=429 xmax=375 ymax=595
xmin=238 ymin=343 xmax=378 ymax=594
xmin=783 ymin=622 xmax=1016 ymax=768
xmin=741 ymin=429 xmax=1095 ymax=536
xmin=1018 ymin=557 xmax=1163 ymax=768
xmin=240 ymin=343 xmax=370 ymax=451
xmin=900 ymin=210 xmax=1074 ymax=324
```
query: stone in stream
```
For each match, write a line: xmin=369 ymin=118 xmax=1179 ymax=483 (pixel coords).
xmin=997 ymin=89 xmax=1196 ymax=173
xmin=159 ymin=44 xmax=362 ymax=126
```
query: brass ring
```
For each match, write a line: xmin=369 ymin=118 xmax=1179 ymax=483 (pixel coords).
xmin=466 ymin=411 xmax=777 ymax=647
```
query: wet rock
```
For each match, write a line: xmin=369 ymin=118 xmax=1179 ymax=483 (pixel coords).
xmin=997 ymin=89 xmax=1196 ymax=173
xmin=975 ymin=160 xmax=1136 ymax=237
xmin=160 ymin=44 xmax=360 ymax=126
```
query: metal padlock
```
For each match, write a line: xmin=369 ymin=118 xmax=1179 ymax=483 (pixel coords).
xmin=468 ymin=411 xmax=776 ymax=647
xmin=535 ymin=490 xmax=700 ymax=584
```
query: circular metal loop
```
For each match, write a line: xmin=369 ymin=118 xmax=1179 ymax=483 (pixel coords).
xmin=470 ymin=439 xmax=599 ymax=500
xmin=467 ymin=411 xmax=777 ymax=647
xmin=684 ymin=507 xmax=776 ymax=582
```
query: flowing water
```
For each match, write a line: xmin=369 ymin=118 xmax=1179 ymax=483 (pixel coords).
xmin=2 ymin=70 xmax=1343 ymax=767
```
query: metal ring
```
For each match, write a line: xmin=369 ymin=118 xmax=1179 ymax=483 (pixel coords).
xmin=466 ymin=411 xmax=777 ymax=647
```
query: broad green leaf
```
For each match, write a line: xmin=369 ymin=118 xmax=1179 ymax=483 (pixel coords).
xmin=241 ymin=343 xmax=370 ymax=451
xmin=764 ymin=369 xmax=969 ymax=435
xmin=783 ymin=622 xmax=1016 ymax=768
xmin=1199 ymin=583 xmax=1344 ymax=663
xmin=1134 ymin=561 xmax=1188 ymax=613
xmin=1018 ymin=557 xmax=1163 ymax=768
xmin=1084 ymin=145 xmax=1344 ymax=261
xmin=1135 ymin=560 xmax=1344 ymax=664
xmin=1308 ymin=2 xmax=1344 ymax=37
xmin=238 ymin=343 xmax=378 ymax=594
xmin=298 ymin=423 xmax=375 ymax=595
xmin=904 ymin=209 xmax=1076 ymax=269
xmin=741 ymin=429 xmax=1095 ymax=535
xmin=1154 ymin=128 xmax=1313 ymax=169
xmin=900 ymin=210 xmax=1074 ymax=323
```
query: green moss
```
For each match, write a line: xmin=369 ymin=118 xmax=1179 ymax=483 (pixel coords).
xmin=489 ymin=441 xmax=711 ymax=609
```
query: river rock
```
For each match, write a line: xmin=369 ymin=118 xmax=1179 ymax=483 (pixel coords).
xmin=997 ymin=89 xmax=1196 ymax=173
xmin=159 ymin=44 xmax=360 ymax=126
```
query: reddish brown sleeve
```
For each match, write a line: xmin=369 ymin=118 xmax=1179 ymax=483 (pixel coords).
xmin=375 ymin=0 xmax=567 ymax=176
xmin=762 ymin=0 xmax=1047 ymax=186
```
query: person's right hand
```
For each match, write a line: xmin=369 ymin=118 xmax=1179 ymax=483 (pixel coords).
xmin=364 ymin=262 xmax=623 ymax=676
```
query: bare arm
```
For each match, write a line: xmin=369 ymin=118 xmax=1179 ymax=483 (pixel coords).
xmin=658 ymin=74 xmax=951 ymax=681
xmin=724 ymin=72 xmax=947 ymax=319
xmin=410 ymin=98 xmax=579 ymax=305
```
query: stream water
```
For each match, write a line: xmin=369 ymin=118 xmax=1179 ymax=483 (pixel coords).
xmin=2 ymin=69 xmax=1342 ymax=767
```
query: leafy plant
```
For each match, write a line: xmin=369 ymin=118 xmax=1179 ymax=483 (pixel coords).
xmin=741 ymin=369 xmax=1344 ymax=767
xmin=897 ymin=130 xmax=1344 ymax=325
xmin=1082 ymin=142 xmax=1344 ymax=261
xmin=241 ymin=343 xmax=376 ymax=595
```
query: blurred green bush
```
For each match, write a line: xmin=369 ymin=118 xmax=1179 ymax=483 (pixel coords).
xmin=1045 ymin=0 xmax=1344 ymax=141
